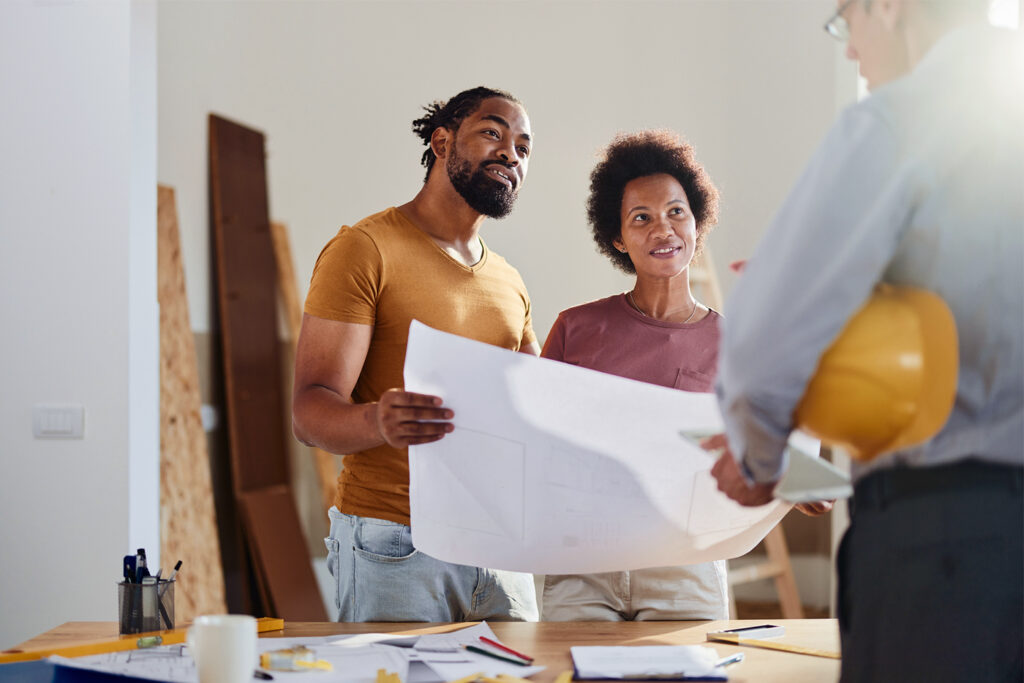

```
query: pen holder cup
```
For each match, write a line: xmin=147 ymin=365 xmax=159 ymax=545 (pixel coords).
xmin=118 ymin=579 xmax=175 ymax=634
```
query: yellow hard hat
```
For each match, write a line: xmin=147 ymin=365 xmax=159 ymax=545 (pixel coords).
xmin=793 ymin=284 xmax=958 ymax=461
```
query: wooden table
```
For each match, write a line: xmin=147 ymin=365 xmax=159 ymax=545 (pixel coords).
xmin=12 ymin=619 xmax=840 ymax=683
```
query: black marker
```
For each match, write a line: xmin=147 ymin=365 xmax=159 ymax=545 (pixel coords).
xmin=135 ymin=548 xmax=151 ymax=583
xmin=158 ymin=560 xmax=182 ymax=601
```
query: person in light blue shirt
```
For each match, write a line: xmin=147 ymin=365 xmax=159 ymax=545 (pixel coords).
xmin=707 ymin=1 xmax=1023 ymax=680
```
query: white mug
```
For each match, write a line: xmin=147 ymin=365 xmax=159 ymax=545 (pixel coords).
xmin=187 ymin=614 xmax=257 ymax=683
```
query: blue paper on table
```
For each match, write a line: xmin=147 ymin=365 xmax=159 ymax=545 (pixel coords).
xmin=0 ymin=659 xmax=152 ymax=683
xmin=571 ymin=645 xmax=727 ymax=681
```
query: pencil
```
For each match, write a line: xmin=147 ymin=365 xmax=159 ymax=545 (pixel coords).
xmin=705 ymin=632 xmax=840 ymax=659
xmin=479 ymin=636 xmax=534 ymax=663
xmin=553 ymin=670 xmax=574 ymax=683
xmin=465 ymin=644 xmax=531 ymax=666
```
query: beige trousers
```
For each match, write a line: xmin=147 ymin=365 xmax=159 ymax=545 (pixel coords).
xmin=541 ymin=560 xmax=728 ymax=621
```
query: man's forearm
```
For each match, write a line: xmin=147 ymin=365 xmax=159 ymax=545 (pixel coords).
xmin=292 ymin=386 xmax=383 ymax=455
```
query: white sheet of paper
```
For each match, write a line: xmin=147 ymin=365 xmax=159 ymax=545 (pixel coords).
xmin=404 ymin=321 xmax=791 ymax=574
xmin=775 ymin=444 xmax=852 ymax=503
xmin=411 ymin=622 xmax=545 ymax=680
xmin=413 ymin=621 xmax=497 ymax=652
xmin=570 ymin=645 xmax=725 ymax=680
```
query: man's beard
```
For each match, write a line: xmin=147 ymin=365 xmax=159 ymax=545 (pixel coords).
xmin=446 ymin=147 xmax=518 ymax=219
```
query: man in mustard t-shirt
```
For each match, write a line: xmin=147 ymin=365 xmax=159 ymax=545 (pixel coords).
xmin=293 ymin=86 xmax=539 ymax=622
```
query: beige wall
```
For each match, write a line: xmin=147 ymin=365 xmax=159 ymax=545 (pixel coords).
xmin=158 ymin=0 xmax=853 ymax=342
xmin=157 ymin=0 xmax=859 ymax=613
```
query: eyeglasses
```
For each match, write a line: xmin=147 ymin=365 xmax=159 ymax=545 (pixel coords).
xmin=823 ymin=0 xmax=857 ymax=42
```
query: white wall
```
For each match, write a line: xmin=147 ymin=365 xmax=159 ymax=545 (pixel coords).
xmin=0 ymin=0 xmax=159 ymax=649
xmin=158 ymin=0 xmax=849 ymax=342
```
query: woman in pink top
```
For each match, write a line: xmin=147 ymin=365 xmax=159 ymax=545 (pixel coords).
xmin=540 ymin=130 xmax=727 ymax=620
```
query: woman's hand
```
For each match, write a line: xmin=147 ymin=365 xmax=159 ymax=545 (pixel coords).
xmin=703 ymin=434 xmax=777 ymax=506
xmin=794 ymin=500 xmax=834 ymax=516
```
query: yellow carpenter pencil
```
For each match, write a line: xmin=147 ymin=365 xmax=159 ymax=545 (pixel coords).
xmin=705 ymin=632 xmax=841 ymax=659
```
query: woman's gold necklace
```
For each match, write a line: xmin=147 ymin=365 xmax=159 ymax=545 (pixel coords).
xmin=627 ymin=290 xmax=699 ymax=323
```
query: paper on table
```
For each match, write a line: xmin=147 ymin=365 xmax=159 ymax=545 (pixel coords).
xmin=330 ymin=632 xmax=420 ymax=648
xmin=570 ymin=645 xmax=725 ymax=681
xmin=405 ymin=321 xmax=791 ymax=575
xmin=413 ymin=621 xmax=501 ymax=652
xmin=49 ymin=625 xmax=542 ymax=683
xmin=411 ymin=622 xmax=545 ymax=680
xmin=49 ymin=636 xmax=410 ymax=683
xmin=50 ymin=647 xmax=196 ymax=682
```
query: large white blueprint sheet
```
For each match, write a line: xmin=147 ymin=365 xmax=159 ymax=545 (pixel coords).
xmin=405 ymin=321 xmax=791 ymax=574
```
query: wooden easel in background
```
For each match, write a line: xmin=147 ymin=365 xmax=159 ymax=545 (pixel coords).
xmin=689 ymin=249 xmax=804 ymax=619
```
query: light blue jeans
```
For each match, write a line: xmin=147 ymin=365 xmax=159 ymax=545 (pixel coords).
xmin=325 ymin=507 xmax=538 ymax=622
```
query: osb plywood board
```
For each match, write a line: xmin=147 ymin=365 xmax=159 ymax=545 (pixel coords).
xmin=158 ymin=184 xmax=227 ymax=620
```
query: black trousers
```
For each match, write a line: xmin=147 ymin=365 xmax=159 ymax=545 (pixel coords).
xmin=838 ymin=460 xmax=1024 ymax=683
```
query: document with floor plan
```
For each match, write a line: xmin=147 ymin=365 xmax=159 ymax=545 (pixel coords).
xmin=405 ymin=321 xmax=798 ymax=575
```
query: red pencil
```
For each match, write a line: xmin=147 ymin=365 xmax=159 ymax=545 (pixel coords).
xmin=479 ymin=636 xmax=534 ymax=663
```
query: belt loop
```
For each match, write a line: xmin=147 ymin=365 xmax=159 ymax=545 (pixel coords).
xmin=351 ymin=514 xmax=363 ymax=551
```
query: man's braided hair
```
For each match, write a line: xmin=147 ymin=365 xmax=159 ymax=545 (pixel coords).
xmin=411 ymin=86 xmax=521 ymax=182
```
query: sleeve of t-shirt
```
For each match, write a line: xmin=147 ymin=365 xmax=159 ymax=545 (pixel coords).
xmin=540 ymin=312 xmax=567 ymax=361
xmin=521 ymin=297 xmax=537 ymax=349
xmin=303 ymin=227 xmax=381 ymax=325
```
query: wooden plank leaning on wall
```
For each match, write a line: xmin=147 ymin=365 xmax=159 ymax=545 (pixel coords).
xmin=208 ymin=113 xmax=327 ymax=621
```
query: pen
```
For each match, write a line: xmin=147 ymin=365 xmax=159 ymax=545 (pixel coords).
xmin=465 ymin=644 xmax=530 ymax=666
xmin=159 ymin=560 xmax=182 ymax=600
xmin=479 ymin=636 xmax=534 ymax=663
xmin=254 ymin=671 xmax=274 ymax=680
xmin=715 ymin=652 xmax=745 ymax=668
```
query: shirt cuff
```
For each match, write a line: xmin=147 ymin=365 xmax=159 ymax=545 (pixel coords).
xmin=717 ymin=388 xmax=791 ymax=485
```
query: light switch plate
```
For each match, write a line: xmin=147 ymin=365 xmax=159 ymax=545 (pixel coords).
xmin=33 ymin=404 xmax=85 ymax=439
